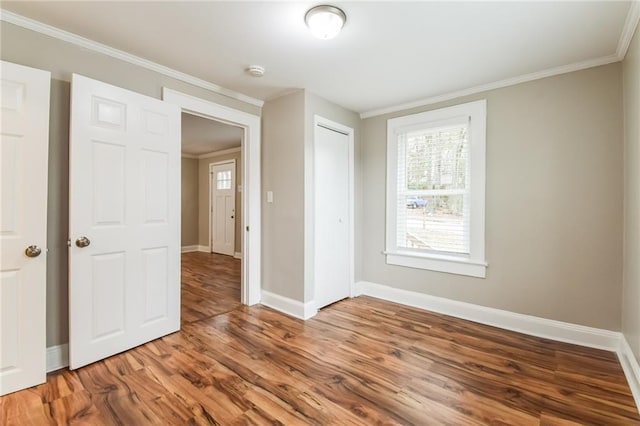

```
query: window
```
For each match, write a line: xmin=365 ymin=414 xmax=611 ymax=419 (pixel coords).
xmin=216 ymin=170 xmax=232 ymax=190
xmin=386 ymin=100 xmax=487 ymax=277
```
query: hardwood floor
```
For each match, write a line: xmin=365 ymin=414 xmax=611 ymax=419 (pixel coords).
xmin=181 ymin=252 xmax=241 ymax=323
xmin=1 ymin=254 xmax=638 ymax=425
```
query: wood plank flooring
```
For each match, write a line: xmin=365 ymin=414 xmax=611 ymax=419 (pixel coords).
xmin=1 ymin=252 xmax=638 ymax=425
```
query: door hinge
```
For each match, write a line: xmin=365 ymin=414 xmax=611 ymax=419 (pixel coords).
xmin=246 ymin=226 xmax=249 ymax=232
xmin=67 ymin=238 xmax=71 ymax=247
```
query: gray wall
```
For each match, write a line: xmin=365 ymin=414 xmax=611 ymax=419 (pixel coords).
xmin=261 ymin=91 xmax=306 ymax=301
xmin=304 ymin=91 xmax=362 ymax=302
xmin=361 ymin=64 xmax=624 ymax=330
xmin=623 ymin=26 xmax=640 ymax=361
xmin=181 ymin=157 xmax=199 ymax=246
xmin=0 ymin=22 xmax=259 ymax=346
xmin=198 ymin=151 xmax=243 ymax=253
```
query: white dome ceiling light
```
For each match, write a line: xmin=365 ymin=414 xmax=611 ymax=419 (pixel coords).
xmin=305 ymin=5 xmax=346 ymax=40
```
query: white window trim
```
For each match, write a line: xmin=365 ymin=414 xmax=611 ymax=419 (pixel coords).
xmin=385 ymin=99 xmax=487 ymax=278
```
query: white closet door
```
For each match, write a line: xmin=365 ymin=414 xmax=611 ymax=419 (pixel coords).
xmin=314 ymin=124 xmax=351 ymax=309
xmin=0 ymin=61 xmax=50 ymax=395
xmin=68 ymin=74 xmax=180 ymax=369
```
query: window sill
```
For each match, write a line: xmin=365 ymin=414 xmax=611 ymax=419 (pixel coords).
xmin=384 ymin=251 xmax=487 ymax=278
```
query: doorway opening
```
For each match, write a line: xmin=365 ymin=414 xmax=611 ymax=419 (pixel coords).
xmin=163 ymin=88 xmax=262 ymax=308
xmin=180 ymin=112 xmax=243 ymax=322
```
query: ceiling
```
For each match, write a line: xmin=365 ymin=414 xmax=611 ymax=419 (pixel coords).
xmin=1 ymin=2 xmax=634 ymax=114
xmin=181 ymin=113 xmax=242 ymax=156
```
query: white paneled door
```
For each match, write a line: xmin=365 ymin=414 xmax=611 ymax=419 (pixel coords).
xmin=69 ymin=74 xmax=180 ymax=369
xmin=210 ymin=161 xmax=236 ymax=256
xmin=314 ymin=121 xmax=352 ymax=309
xmin=0 ymin=61 xmax=50 ymax=395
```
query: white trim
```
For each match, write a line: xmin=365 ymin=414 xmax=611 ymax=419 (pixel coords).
xmin=309 ymin=116 xmax=356 ymax=308
xmin=386 ymin=100 xmax=486 ymax=278
xmin=360 ymin=54 xmax=619 ymax=119
xmin=356 ymin=281 xmax=621 ymax=351
xmin=261 ymin=291 xmax=317 ymax=320
xmin=617 ymin=1 xmax=640 ymax=60
xmin=0 ymin=10 xmax=263 ymax=108
xmin=385 ymin=252 xmax=487 ymax=278
xmin=164 ymin=88 xmax=261 ymax=306
xmin=209 ymin=159 xmax=236 ymax=257
xmin=198 ymin=147 xmax=241 ymax=159
xmin=619 ymin=336 xmax=640 ymax=413
xmin=46 ymin=344 xmax=69 ymax=373
xmin=234 ymin=252 xmax=242 ymax=259
xmin=181 ymin=245 xmax=198 ymax=253
xmin=197 ymin=245 xmax=210 ymax=253
xmin=181 ymin=153 xmax=198 ymax=159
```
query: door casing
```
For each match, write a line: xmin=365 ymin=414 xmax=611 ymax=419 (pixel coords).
xmin=163 ymin=88 xmax=261 ymax=306
xmin=309 ymin=115 xmax=355 ymax=311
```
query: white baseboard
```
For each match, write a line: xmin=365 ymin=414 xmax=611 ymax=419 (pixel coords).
xmin=197 ymin=245 xmax=210 ymax=253
xmin=619 ymin=336 xmax=640 ymax=412
xmin=234 ymin=252 xmax=242 ymax=259
xmin=356 ymin=281 xmax=620 ymax=351
xmin=46 ymin=343 xmax=69 ymax=372
xmin=181 ymin=245 xmax=198 ymax=253
xmin=260 ymin=290 xmax=317 ymax=320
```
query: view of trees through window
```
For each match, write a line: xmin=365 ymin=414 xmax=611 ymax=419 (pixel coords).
xmin=398 ymin=124 xmax=470 ymax=254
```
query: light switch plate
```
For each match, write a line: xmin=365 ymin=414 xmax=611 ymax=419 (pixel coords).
xmin=267 ymin=191 xmax=273 ymax=203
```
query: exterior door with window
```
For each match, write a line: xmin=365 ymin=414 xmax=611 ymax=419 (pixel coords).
xmin=0 ymin=61 xmax=50 ymax=395
xmin=210 ymin=161 xmax=235 ymax=256
xmin=68 ymin=74 xmax=181 ymax=369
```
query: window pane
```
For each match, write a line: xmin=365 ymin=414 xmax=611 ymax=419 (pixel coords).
xmin=216 ymin=171 xmax=231 ymax=190
xmin=405 ymin=126 xmax=468 ymax=191
xmin=398 ymin=194 xmax=469 ymax=254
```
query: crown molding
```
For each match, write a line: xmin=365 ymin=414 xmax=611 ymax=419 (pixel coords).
xmin=0 ymin=9 xmax=264 ymax=108
xmin=198 ymin=146 xmax=241 ymax=159
xmin=181 ymin=153 xmax=198 ymax=159
xmin=617 ymin=1 xmax=640 ymax=59
xmin=360 ymin=2 xmax=639 ymax=120
xmin=360 ymin=54 xmax=619 ymax=119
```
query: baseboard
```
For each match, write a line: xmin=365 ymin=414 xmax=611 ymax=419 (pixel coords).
xmin=46 ymin=343 xmax=69 ymax=372
xmin=234 ymin=252 xmax=242 ymax=259
xmin=356 ymin=281 xmax=621 ymax=351
xmin=181 ymin=245 xmax=198 ymax=253
xmin=260 ymin=290 xmax=317 ymax=320
xmin=618 ymin=336 xmax=640 ymax=413
xmin=197 ymin=245 xmax=210 ymax=253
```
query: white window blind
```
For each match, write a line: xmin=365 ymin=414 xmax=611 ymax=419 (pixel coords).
xmin=396 ymin=122 xmax=470 ymax=255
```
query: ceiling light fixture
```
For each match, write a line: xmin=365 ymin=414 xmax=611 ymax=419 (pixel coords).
xmin=305 ymin=5 xmax=346 ymax=40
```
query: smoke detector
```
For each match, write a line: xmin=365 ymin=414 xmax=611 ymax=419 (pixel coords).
xmin=246 ymin=65 xmax=265 ymax=77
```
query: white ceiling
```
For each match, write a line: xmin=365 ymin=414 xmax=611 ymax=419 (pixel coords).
xmin=1 ymin=2 xmax=634 ymax=114
xmin=181 ymin=113 xmax=242 ymax=156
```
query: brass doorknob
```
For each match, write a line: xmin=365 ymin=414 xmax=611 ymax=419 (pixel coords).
xmin=75 ymin=236 xmax=91 ymax=248
xmin=25 ymin=245 xmax=42 ymax=258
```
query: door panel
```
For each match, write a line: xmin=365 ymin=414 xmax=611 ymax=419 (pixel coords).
xmin=0 ymin=61 xmax=50 ymax=395
xmin=69 ymin=74 xmax=180 ymax=369
xmin=210 ymin=162 xmax=235 ymax=256
xmin=314 ymin=125 xmax=350 ymax=309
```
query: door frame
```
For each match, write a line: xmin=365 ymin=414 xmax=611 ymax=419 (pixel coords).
xmin=309 ymin=115 xmax=355 ymax=310
xmin=163 ymin=88 xmax=261 ymax=305
xmin=209 ymin=159 xmax=236 ymax=256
